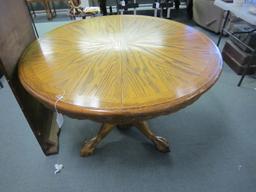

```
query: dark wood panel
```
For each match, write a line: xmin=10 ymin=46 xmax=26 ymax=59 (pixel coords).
xmin=0 ymin=0 xmax=59 ymax=155
xmin=0 ymin=0 xmax=35 ymax=78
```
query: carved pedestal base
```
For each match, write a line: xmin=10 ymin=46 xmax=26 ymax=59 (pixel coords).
xmin=117 ymin=124 xmax=132 ymax=130
xmin=80 ymin=121 xmax=170 ymax=157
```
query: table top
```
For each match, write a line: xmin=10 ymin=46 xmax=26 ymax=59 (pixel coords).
xmin=214 ymin=0 xmax=256 ymax=26
xmin=19 ymin=15 xmax=222 ymax=121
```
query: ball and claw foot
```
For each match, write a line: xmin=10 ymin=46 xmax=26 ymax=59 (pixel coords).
xmin=80 ymin=123 xmax=115 ymax=157
xmin=153 ymin=136 xmax=170 ymax=153
xmin=134 ymin=121 xmax=171 ymax=153
xmin=80 ymin=138 xmax=97 ymax=157
xmin=80 ymin=121 xmax=170 ymax=157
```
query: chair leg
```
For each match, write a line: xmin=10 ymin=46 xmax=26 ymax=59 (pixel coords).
xmin=160 ymin=8 xmax=163 ymax=18
xmin=109 ymin=6 xmax=113 ymax=14
xmin=52 ymin=0 xmax=57 ymax=16
xmin=217 ymin=11 xmax=230 ymax=46
xmin=237 ymin=68 xmax=248 ymax=87
xmin=154 ymin=9 xmax=158 ymax=17
xmin=43 ymin=2 xmax=52 ymax=20
xmin=237 ymin=56 xmax=253 ymax=87
xmin=167 ymin=8 xmax=171 ymax=18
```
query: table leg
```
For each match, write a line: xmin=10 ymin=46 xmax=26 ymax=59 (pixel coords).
xmin=80 ymin=123 xmax=115 ymax=157
xmin=237 ymin=62 xmax=250 ymax=87
xmin=43 ymin=1 xmax=52 ymax=20
xmin=51 ymin=0 xmax=56 ymax=17
xmin=217 ymin=10 xmax=230 ymax=46
xmin=134 ymin=121 xmax=170 ymax=153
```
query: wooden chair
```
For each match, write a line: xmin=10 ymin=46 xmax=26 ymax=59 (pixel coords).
xmin=116 ymin=0 xmax=139 ymax=15
xmin=153 ymin=0 xmax=173 ymax=18
xmin=26 ymin=0 xmax=56 ymax=20
xmin=67 ymin=0 xmax=100 ymax=20
xmin=0 ymin=0 xmax=60 ymax=155
xmin=67 ymin=0 xmax=87 ymax=19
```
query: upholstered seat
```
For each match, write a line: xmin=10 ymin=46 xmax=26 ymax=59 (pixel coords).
xmin=193 ymin=0 xmax=224 ymax=33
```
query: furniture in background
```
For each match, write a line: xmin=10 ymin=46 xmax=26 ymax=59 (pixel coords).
xmin=0 ymin=0 xmax=60 ymax=155
xmin=153 ymin=0 xmax=173 ymax=18
xmin=114 ymin=0 xmax=174 ymax=17
xmin=215 ymin=0 xmax=256 ymax=45
xmin=25 ymin=0 xmax=39 ymax=38
xmin=67 ymin=0 xmax=100 ymax=19
xmin=186 ymin=0 xmax=193 ymax=19
xmin=19 ymin=15 xmax=222 ymax=157
xmin=89 ymin=0 xmax=137 ymax=15
xmin=27 ymin=0 xmax=94 ymax=20
xmin=222 ymin=22 xmax=256 ymax=75
xmin=174 ymin=0 xmax=180 ymax=9
xmin=193 ymin=0 xmax=224 ymax=33
xmin=214 ymin=0 xmax=256 ymax=86
xmin=116 ymin=0 xmax=139 ymax=15
xmin=93 ymin=0 xmax=179 ymax=16
xmin=27 ymin=0 xmax=56 ymax=20
xmin=222 ymin=40 xmax=256 ymax=74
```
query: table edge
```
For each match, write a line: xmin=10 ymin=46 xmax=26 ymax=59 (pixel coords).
xmin=18 ymin=15 xmax=223 ymax=122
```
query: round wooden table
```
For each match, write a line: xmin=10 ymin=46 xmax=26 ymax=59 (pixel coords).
xmin=19 ymin=15 xmax=222 ymax=156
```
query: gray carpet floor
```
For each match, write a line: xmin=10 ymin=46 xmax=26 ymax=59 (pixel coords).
xmin=1 ymin=12 xmax=256 ymax=192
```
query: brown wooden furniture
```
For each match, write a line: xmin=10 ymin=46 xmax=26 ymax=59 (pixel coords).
xmin=222 ymin=40 xmax=256 ymax=75
xmin=0 ymin=0 xmax=60 ymax=155
xmin=18 ymin=15 xmax=222 ymax=156
xmin=27 ymin=0 xmax=56 ymax=20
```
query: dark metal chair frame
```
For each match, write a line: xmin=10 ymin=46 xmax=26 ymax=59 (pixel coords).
xmin=217 ymin=11 xmax=256 ymax=87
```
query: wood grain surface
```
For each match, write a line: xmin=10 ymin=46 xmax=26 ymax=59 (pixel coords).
xmin=18 ymin=15 xmax=222 ymax=122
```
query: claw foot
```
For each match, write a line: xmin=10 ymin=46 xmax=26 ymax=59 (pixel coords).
xmin=153 ymin=136 xmax=170 ymax=153
xmin=80 ymin=138 xmax=97 ymax=157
